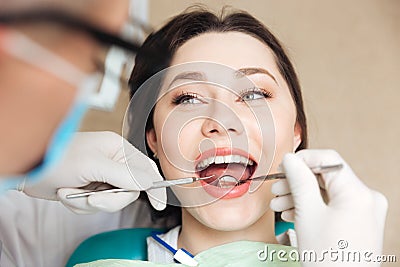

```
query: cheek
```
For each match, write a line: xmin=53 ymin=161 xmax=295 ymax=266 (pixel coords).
xmin=275 ymin=106 xmax=296 ymax=144
xmin=245 ymin=104 xmax=276 ymax=171
xmin=270 ymin=101 xmax=298 ymax=166
xmin=247 ymin=98 xmax=297 ymax=172
xmin=0 ymin=58 xmax=77 ymax=174
xmin=155 ymin=114 xmax=203 ymax=176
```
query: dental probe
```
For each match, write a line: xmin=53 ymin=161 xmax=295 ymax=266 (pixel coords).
xmin=245 ymin=163 xmax=343 ymax=182
xmin=65 ymin=175 xmax=215 ymax=199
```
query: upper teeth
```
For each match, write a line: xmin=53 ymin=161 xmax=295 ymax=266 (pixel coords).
xmin=196 ymin=155 xmax=254 ymax=170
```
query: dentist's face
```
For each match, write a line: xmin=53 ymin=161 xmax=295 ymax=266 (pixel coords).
xmin=146 ymin=32 xmax=301 ymax=231
xmin=0 ymin=1 xmax=129 ymax=177
xmin=0 ymin=26 xmax=93 ymax=176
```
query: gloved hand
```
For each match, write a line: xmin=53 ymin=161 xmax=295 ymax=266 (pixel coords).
xmin=270 ymin=149 xmax=388 ymax=266
xmin=22 ymin=131 xmax=166 ymax=214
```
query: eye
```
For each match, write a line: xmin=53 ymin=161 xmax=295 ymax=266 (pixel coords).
xmin=172 ymin=92 xmax=204 ymax=105
xmin=239 ymin=88 xmax=273 ymax=102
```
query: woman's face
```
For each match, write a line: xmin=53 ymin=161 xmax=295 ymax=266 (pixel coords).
xmin=146 ymin=32 xmax=301 ymax=231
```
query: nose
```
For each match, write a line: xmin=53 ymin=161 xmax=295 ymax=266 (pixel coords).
xmin=201 ymin=100 xmax=244 ymax=138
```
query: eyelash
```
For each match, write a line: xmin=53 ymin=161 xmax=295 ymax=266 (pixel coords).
xmin=238 ymin=87 xmax=273 ymax=101
xmin=172 ymin=92 xmax=202 ymax=105
xmin=171 ymin=87 xmax=273 ymax=105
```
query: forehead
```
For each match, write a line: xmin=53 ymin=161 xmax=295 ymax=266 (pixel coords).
xmin=170 ymin=31 xmax=280 ymax=74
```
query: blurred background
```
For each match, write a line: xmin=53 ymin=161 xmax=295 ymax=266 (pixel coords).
xmin=80 ymin=0 xmax=400 ymax=261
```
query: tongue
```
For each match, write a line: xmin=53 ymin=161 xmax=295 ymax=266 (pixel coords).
xmin=201 ymin=163 xmax=251 ymax=184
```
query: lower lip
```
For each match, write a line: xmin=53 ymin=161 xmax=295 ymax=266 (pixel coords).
xmin=200 ymin=180 xmax=250 ymax=199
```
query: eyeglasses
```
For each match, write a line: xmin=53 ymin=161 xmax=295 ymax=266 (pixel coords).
xmin=0 ymin=8 xmax=155 ymax=110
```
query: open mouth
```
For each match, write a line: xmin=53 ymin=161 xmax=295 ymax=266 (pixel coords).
xmin=195 ymin=151 xmax=257 ymax=199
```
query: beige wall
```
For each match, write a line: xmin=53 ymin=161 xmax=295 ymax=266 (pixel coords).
xmin=81 ymin=0 xmax=400 ymax=259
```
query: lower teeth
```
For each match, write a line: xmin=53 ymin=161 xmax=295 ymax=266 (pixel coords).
xmin=217 ymin=182 xmax=237 ymax=188
xmin=213 ymin=175 xmax=240 ymax=188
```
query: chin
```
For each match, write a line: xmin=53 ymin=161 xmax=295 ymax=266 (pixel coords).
xmin=188 ymin=196 xmax=269 ymax=231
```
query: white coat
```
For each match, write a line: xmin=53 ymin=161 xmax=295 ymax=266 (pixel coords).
xmin=0 ymin=191 xmax=156 ymax=267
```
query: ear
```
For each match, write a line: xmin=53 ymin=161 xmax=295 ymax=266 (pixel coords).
xmin=146 ymin=128 xmax=158 ymax=155
xmin=293 ymin=122 xmax=302 ymax=152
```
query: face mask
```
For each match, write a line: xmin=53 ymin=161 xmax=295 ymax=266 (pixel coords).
xmin=0 ymin=29 xmax=102 ymax=193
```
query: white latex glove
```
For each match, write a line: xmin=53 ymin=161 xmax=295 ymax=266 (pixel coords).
xmin=270 ymin=149 xmax=388 ymax=266
xmin=22 ymin=131 xmax=166 ymax=214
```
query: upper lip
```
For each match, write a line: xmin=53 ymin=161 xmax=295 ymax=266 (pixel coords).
xmin=195 ymin=147 xmax=257 ymax=171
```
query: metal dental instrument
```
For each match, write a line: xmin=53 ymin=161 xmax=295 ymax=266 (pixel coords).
xmin=65 ymin=175 xmax=215 ymax=199
xmin=66 ymin=164 xmax=343 ymax=199
xmin=252 ymin=163 xmax=343 ymax=181
xmin=217 ymin=163 xmax=344 ymax=185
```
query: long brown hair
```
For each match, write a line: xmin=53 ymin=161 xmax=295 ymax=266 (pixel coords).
xmin=130 ymin=7 xmax=307 ymax=152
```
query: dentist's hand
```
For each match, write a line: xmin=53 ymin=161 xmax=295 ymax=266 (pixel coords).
xmin=22 ymin=131 xmax=166 ymax=214
xmin=270 ymin=149 xmax=388 ymax=266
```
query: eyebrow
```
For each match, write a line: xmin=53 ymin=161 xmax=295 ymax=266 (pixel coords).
xmin=168 ymin=67 xmax=278 ymax=89
xmin=168 ymin=71 xmax=207 ymax=88
xmin=236 ymin=67 xmax=278 ymax=85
